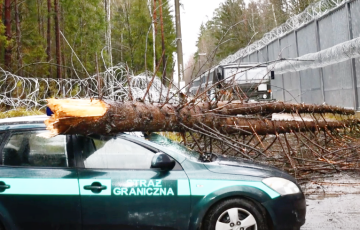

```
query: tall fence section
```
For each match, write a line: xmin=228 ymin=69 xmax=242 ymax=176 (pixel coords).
xmin=221 ymin=0 xmax=360 ymax=110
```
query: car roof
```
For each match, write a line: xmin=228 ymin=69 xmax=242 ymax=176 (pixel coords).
xmin=0 ymin=115 xmax=48 ymax=125
xmin=0 ymin=115 xmax=47 ymax=131
xmin=0 ymin=115 xmax=187 ymax=163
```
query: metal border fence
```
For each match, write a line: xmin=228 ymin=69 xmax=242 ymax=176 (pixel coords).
xmin=221 ymin=0 xmax=360 ymax=110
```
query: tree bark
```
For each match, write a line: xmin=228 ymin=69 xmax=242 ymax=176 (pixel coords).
xmin=15 ymin=0 xmax=22 ymax=75
xmin=207 ymin=101 xmax=355 ymax=115
xmin=0 ymin=1 xmax=2 ymax=23
xmin=159 ymin=0 xmax=166 ymax=84
xmin=54 ymin=0 xmax=61 ymax=80
xmin=152 ymin=0 xmax=157 ymax=73
xmin=37 ymin=0 xmax=41 ymax=35
xmin=44 ymin=99 xmax=356 ymax=137
xmin=47 ymin=0 xmax=52 ymax=77
xmin=4 ymin=0 xmax=11 ymax=69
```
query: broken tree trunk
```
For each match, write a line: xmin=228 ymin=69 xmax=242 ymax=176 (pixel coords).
xmin=45 ymin=99 xmax=357 ymax=137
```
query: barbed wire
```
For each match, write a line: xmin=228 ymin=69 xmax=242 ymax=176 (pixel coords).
xmin=0 ymin=64 xmax=176 ymax=111
xmin=220 ymin=0 xmax=348 ymax=65
xmin=270 ymin=36 xmax=360 ymax=74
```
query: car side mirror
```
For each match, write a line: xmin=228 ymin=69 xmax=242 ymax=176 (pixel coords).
xmin=151 ymin=152 xmax=175 ymax=171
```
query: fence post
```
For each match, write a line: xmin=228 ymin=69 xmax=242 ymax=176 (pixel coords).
xmin=347 ymin=2 xmax=359 ymax=110
xmin=278 ymin=38 xmax=286 ymax=101
xmin=294 ymin=30 xmax=302 ymax=103
xmin=315 ymin=19 xmax=325 ymax=103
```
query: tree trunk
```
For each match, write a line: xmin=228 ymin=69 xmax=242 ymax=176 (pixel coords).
xmin=54 ymin=0 xmax=61 ymax=80
xmin=4 ymin=0 xmax=11 ymax=69
xmin=37 ymin=0 xmax=41 ymax=35
xmin=159 ymin=0 xmax=166 ymax=84
xmin=15 ymin=0 xmax=22 ymax=75
xmin=47 ymin=0 xmax=52 ymax=77
xmin=152 ymin=0 xmax=157 ymax=73
xmin=0 ymin=1 xmax=2 ymax=24
xmin=105 ymin=0 xmax=112 ymax=68
xmin=205 ymin=101 xmax=355 ymax=115
xmin=0 ymin=1 xmax=3 ymax=67
xmin=44 ymin=99 xmax=356 ymax=137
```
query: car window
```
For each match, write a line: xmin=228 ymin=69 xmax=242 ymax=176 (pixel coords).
xmin=2 ymin=131 xmax=68 ymax=167
xmin=79 ymin=135 xmax=155 ymax=169
xmin=0 ymin=133 xmax=4 ymax=145
xmin=146 ymin=133 xmax=200 ymax=160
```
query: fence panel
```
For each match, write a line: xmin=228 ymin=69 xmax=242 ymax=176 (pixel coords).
xmin=224 ymin=1 xmax=360 ymax=108
xmin=280 ymin=33 xmax=301 ymax=102
xmin=319 ymin=7 xmax=354 ymax=108
xmin=296 ymin=22 xmax=323 ymax=104
xmin=249 ymin=52 xmax=258 ymax=62
xmin=258 ymin=47 xmax=268 ymax=63
xmin=268 ymin=41 xmax=283 ymax=101
xmin=350 ymin=0 xmax=360 ymax=108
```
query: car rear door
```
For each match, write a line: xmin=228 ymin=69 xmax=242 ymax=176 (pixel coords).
xmin=0 ymin=129 xmax=81 ymax=230
xmin=73 ymin=134 xmax=191 ymax=230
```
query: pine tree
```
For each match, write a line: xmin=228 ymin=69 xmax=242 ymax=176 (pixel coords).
xmin=112 ymin=0 xmax=175 ymax=77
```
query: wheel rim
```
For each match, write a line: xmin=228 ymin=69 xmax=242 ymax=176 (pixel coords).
xmin=215 ymin=207 xmax=257 ymax=230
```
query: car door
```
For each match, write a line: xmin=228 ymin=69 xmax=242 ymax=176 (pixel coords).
xmin=0 ymin=129 xmax=81 ymax=230
xmin=74 ymin=134 xmax=191 ymax=230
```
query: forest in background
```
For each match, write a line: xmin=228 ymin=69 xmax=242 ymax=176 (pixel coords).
xmin=0 ymin=0 xmax=176 ymax=82
xmin=184 ymin=0 xmax=320 ymax=84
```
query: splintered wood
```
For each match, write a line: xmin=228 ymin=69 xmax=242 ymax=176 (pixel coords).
xmin=45 ymin=99 xmax=108 ymax=137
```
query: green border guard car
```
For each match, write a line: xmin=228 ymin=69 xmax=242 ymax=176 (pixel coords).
xmin=0 ymin=115 xmax=305 ymax=230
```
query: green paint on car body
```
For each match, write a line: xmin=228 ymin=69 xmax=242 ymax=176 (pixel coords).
xmin=0 ymin=178 xmax=79 ymax=195
xmin=0 ymin=177 xmax=279 ymax=199
xmin=178 ymin=179 xmax=280 ymax=199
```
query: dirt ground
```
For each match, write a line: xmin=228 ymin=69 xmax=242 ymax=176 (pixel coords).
xmin=301 ymin=173 xmax=360 ymax=229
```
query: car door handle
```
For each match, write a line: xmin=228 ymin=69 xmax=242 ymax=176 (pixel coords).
xmin=0 ymin=181 xmax=10 ymax=192
xmin=83 ymin=181 xmax=107 ymax=194
xmin=0 ymin=185 xmax=10 ymax=189
xmin=83 ymin=185 xmax=107 ymax=190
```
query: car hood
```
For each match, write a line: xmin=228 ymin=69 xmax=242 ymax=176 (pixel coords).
xmin=204 ymin=155 xmax=296 ymax=182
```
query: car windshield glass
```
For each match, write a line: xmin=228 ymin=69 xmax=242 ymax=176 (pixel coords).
xmin=146 ymin=133 xmax=200 ymax=160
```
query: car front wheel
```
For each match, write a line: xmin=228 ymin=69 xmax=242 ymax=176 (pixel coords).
xmin=203 ymin=198 xmax=268 ymax=230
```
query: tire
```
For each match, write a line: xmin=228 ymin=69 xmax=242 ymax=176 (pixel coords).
xmin=202 ymin=198 xmax=269 ymax=230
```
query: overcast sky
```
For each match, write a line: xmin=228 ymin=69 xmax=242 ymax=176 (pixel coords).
xmin=178 ymin=0 xmax=225 ymax=64
xmin=170 ymin=0 xmax=251 ymax=84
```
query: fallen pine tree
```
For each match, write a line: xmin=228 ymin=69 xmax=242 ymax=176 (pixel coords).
xmin=45 ymin=98 xmax=357 ymax=137
xmin=43 ymin=98 xmax=360 ymax=182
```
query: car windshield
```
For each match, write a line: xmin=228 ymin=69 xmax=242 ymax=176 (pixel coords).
xmin=146 ymin=133 xmax=200 ymax=160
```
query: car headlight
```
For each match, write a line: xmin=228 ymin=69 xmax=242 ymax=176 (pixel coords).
xmin=262 ymin=177 xmax=300 ymax=195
